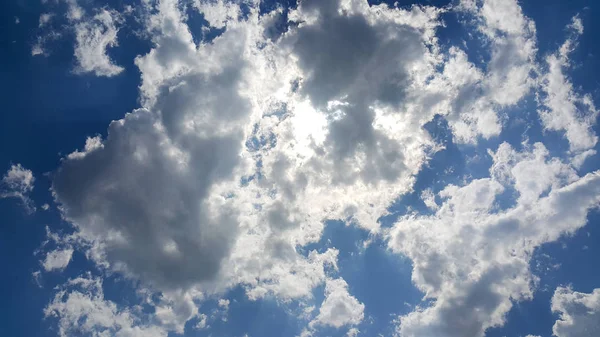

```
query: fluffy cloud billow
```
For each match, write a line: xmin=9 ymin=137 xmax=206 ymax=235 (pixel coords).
xmin=10 ymin=0 xmax=600 ymax=336
xmin=1 ymin=163 xmax=36 ymax=212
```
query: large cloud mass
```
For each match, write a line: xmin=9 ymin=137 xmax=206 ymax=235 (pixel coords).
xmin=34 ymin=0 xmax=600 ymax=336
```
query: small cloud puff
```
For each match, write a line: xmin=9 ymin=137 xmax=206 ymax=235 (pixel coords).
xmin=1 ymin=163 xmax=36 ymax=212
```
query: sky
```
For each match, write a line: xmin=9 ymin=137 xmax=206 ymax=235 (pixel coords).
xmin=1 ymin=0 xmax=600 ymax=337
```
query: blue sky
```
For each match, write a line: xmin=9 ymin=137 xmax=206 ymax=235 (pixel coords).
xmin=1 ymin=1 xmax=600 ymax=337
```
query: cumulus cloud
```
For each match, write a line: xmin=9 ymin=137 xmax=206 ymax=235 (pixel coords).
xmin=52 ymin=0 xmax=436 ymax=295
xmin=39 ymin=13 xmax=53 ymax=28
xmin=153 ymin=291 xmax=200 ymax=333
xmin=421 ymin=188 xmax=438 ymax=211
xmin=52 ymin=0 xmax=341 ymax=303
xmin=45 ymin=275 xmax=168 ymax=337
xmin=43 ymin=248 xmax=74 ymax=272
xmin=31 ymin=43 xmax=45 ymax=56
xmin=33 ymin=0 xmax=123 ymax=76
xmin=65 ymin=0 xmax=84 ymax=21
xmin=381 ymin=7 xmax=600 ymax=335
xmin=192 ymin=0 xmax=241 ymax=29
xmin=48 ymin=2 xmax=259 ymax=292
xmin=444 ymin=0 xmax=537 ymax=143
xmin=38 ymin=0 xmax=600 ymax=335
xmin=551 ymin=287 xmax=600 ymax=337
xmin=35 ymin=226 xmax=82 ymax=275
xmin=73 ymin=9 xmax=124 ymax=76
xmin=239 ymin=0 xmax=446 ymax=241
xmin=347 ymin=327 xmax=360 ymax=337
xmin=217 ymin=298 xmax=230 ymax=321
xmin=300 ymin=278 xmax=364 ymax=337
xmin=388 ymin=141 xmax=600 ymax=337
xmin=538 ymin=15 xmax=598 ymax=153
xmin=195 ymin=313 xmax=208 ymax=329
xmin=1 ymin=164 xmax=36 ymax=212
xmin=52 ymin=108 xmax=243 ymax=289
xmin=312 ymin=278 xmax=365 ymax=329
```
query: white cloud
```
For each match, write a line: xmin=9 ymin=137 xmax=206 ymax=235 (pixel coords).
xmin=1 ymin=164 xmax=36 ymax=212
xmin=538 ymin=15 xmax=598 ymax=153
xmin=40 ymin=0 xmax=600 ymax=335
xmin=552 ymin=287 xmax=600 ymax=337
xmin=568 ymin=15 xmax=584 ymax=35
xmin=223 ymin=0 xmax=449 ymax=251
xmin=192 ymin=0 xmax=241 ymax=29
xmin=347 ymin=327 xmax=360 ymax=337
xmin=65 ymin=0 xmax=84 ymax=21
xmin=43 ymin=248 xmax=74 ymax=272
xmin=39 ymin=13 xmax=53 ymax=28
xmin=33 ymin=0 xmax=123 ymax=76
xmin=153 ymin=291 xmax=199 ymax=333
xmin=388 ymin=141 xmax=600 ymax=337
xmin=480 ymin=0 xmax=537 ymax=106
xmin=32 ymin=270 xmax=43 ymax=287
xmin=213 ymin=298 xmax=230 ymax=322
xmin=52 ymin=0 xmax=443 ymax=300
xmin=31 ymin=28 xmax=63 ymax=57
xmin=447 ymin=0 xmax=537 ymax=143
xmin=195 ymin=313 xmax=208 ymax=329
xmin=45 ymin=275 xmax=168 ymax=337
xmin=52 ymin=0 xmax=260 ymax=294
xmin=35 ymin=226 xmax=82 ymax=275
xmin=421 ymin=188 xmax=438 ymax=211
xmin=218 ymin=298 xmax=230 ymax=309
xmin=2 ymin=164 xmax=34 ymax=195
xmin=73 ymin=9 xmax=124 ymax=77
xmin=312 ymin=278 xmax=364 ymax=329
xmin=31 ymin=43 xmax=45 ymax=56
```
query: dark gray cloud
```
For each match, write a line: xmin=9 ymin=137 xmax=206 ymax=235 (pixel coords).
xmin=286 ymin=0 xmax=426 ymax=186
xmin=52 ymin=52 xmax=250 ymax=291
